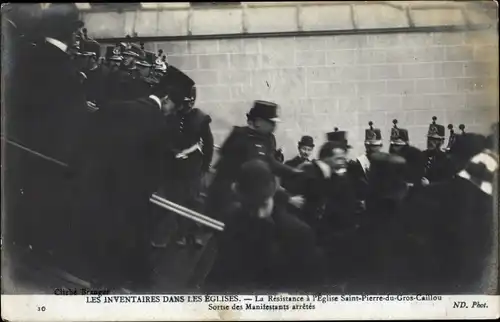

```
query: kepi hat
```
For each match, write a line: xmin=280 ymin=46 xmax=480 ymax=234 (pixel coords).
xmin=247 ymin=100 xmax=281 ymax=122
xmin=365 ymin=121 xmax=383 ymax=146
xmin=390 ymin=119 xmax=409 ymax=145
xmin=427 ymin=116 xmax=445 ymax=139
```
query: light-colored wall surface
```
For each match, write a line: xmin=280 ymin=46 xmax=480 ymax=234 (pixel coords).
xmin=145 ymin=31 xmax=498 ymax=159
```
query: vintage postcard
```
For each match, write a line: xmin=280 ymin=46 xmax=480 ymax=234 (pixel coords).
xmin=1 ymin=1 xmax=499 ymax=321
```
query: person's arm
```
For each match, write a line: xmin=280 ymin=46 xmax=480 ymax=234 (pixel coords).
xmin=201 ymin=120 xmax=214 ymax=172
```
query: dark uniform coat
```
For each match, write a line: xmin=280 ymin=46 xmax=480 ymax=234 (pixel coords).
xmin=68 ymin=96 xmax=169 ymax=289
xmin=423 ymin=149 xmax=453 ymax=183
xmin=206 ymin=126 xmax=298 ymax=219
xmin=160 ymin=108 xmax=214 ymax=205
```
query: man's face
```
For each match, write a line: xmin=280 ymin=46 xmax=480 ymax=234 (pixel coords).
xmin=122 ymin=56 xmax=136 ymax=68
xmin=160 ymin=97 xmax=176 ymax=116
xmin=324 ymin=148 xmax=348 ymax=171
xmin=253 ymin=118 xmax=277 ymax=135
xmin=366 ymin=144 xmax=382 ymax=155
xmin=299 ymin=145 xmax=313 ymax=159
xmin=427 ymin=138 xmax=443 ymax=150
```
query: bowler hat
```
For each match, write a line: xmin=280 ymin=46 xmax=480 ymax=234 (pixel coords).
xmin=40 ymin=3 xmax=84 ymax=37
xmin=427 ymin=116 xmax=445 ymax=139
xmin=247 ymin=100 xmax=280 ymax=122
xmin=298 ymin=135 xmax=315 ymax=148
xmin=390 ymin=119 xmax=409 ymax=145
xmin=365 ymin=121 xmax=383 ymax=146
xmin=326 ymin=128 xmax=352 ymax=149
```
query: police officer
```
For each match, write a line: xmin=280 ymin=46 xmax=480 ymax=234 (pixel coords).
xmin=388 ymin=119 xmax=426 ymax=188
xmin=153 ymin=65 xmax=214 ymax=248
xmin=422 ymin=116 xmax=453 ymax=184
xmin=348 ymin=121 xmax=383 ymax=213
xmin=206 ymin=100 xmax=301 ymax=221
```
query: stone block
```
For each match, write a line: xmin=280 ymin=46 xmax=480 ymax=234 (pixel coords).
xmin=83 ymin=12 xmax=125 ymax=38
xmin=430 ymin=93 xmax=467 ymax=110
xmin=133 ymin=11 xmax=158 ymax=37
xmin=300 ymin=4 xmax=353 ymax=31
xmin=296 ymin=51 xmax=326 ymax=67
xmin=415 ymin=79 xmax=447 ymax=94
xmin=295 ymin=36 xmax=328 ymax=51
xmin=369 ymin=96 xmax=402 ymax=112
xmin=356 ymin=49 xmax=387 ymax=65
xmin=411 ymin=8 xmax=465 ymax=27
xmin=327 ymin=35 xmax=368 ymax=50
xmin=385 ymin=47 xmax=417 ymax=64
xmin=184 ymin=70 xmax=219 ymax=86
xmin=187 ymin=40 xmax=219 ymax=55
xmin=357 ymin=81 xmax=387 ymax=96
xmin=229 ymin=53 xmax=261 ymax=70
xmin=167 ymin=55 xmax=198 ymax=71
xmin=191 ymin=7 xmax=242 ymax=35
xmin=337 ymin=96 xmax=370 ymax=112
xmin=445 ymin=46 xmax=474 ymax=62
xmin=434 ymin=62 xmax=465 ymax=78
xmin=196 ymin=85 xmax=232 ymax=102
xmin=198 ymin=54 xmax=230 ymax=70
xmin=354 ymin=4 xmax=408 ymax=29
xmin=326 ymin=50 xmax=357 ymax=66
xmin=386 ymin=80 xmax=416 ymax=95
xmin=156 ymin=9 xmax=189 ymax=36
xmin=370 ymin=64 xmax=401 ymax=80
xmin=246 ymin=7 xmax=296 ymax=33
xmin=401 ymin=63 xmax=434 ymax=79
xmin=218 ymin=39 xmax=244 ymax=54
xmin=385 ymin=111 xmax=416 ymax=127
xmin=413 ymin=46 xmax=446 ymax=62
xmin=401 ymin=95 xmax=434 ymax=111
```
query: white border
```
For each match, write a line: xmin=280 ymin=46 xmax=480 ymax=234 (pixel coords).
xmin=2 ymin=294 xmax=499 ymax=321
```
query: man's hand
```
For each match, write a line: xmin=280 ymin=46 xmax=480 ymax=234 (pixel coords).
xmin=421 ymin=177 xmax=430 ymax=186
xmin=289 ymin=195 xmax=305 ymax=209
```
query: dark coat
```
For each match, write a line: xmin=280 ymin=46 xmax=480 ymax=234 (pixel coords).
xmin=284 ymin=155 xmax=310 ymax=169
xmin=83 ymin=64 xmax=109 ymax=106
xmin=423 ymin=149 xmax=454 ymax=183
xmin=347 ymin=157 xmax=370 ymax=204
xmin=69 ymin=96 xmax=169 ymax=289
xmin=206 ymin=189 xmax=320 ymax=291
xmin=206 ymin=126 xmax=298 ymax=218
xmin=4 ymin=39 xmax=90 ymax=269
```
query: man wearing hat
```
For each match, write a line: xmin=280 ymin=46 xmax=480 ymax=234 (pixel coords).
xmin=4 ymin=3 xmax=95 ymax=282
xmin=388 ymin=119 xmax=426 ymax=188
xmin=422 ymin=116 xmax=453 ymax=184
xmin=285 ymin=136 xmax=315 ymax=168
xmin=205 ymin=159 xmax=321 ymax=291
xmin=152 ymin=65 xmax=214 ymax=248
xmin=68 ymin=70 xmax=188 ymax=290
xmin=206 ymin=100 xmax=301 ymax=220
xmin=348 ymin=122 xmax=383 ymax=214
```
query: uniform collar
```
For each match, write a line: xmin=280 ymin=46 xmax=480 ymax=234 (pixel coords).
xmin=45 ymin=37 xmax=68 ymax=54
xmin=148 ymin=95 xmax=162 ymax=110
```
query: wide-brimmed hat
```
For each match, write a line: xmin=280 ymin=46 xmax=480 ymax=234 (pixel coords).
xmin=40 ymin=3 xmax=84 ymax=36
xmin=247 ymin=100 xmax=281 ymax=122
xmin=152 ymin=65 xmax=195 ymax=103
xmin=458 ymin=149 xmax=498 ymax=196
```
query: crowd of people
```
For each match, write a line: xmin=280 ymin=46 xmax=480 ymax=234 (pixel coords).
xmin=3 ymin=3 xmax=498 ymax=294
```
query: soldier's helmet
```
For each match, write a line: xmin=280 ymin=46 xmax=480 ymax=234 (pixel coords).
xmin=390 ymin=119 xmax=409 ymax=146
xmin=365 ymin=121 xmax=383 ymax=146
xmin=427 ymin=116 xmax=445 ymax=140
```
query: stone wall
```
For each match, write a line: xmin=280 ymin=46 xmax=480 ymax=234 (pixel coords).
xmin=145 ymin=30 xmax=498 ymax=159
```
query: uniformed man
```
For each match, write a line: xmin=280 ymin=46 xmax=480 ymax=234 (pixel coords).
xmin=348 ymin=121 xmax=383 ymax=213
xmin=388 ymin=119 xmax=426 ymax=188
xmin=206 ymin=100 xmax=301 ymax=221
xmin=152 ymin=65 xmax=214 ymax=248
xmin=422 ymin=116 xmax=453 ymax=184
xmin=68 ymin=72 xmax=180 ymax=291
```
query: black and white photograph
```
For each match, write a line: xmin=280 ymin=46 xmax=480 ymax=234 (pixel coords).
xmin=1 ymin=1 xmax=499 ymax=320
